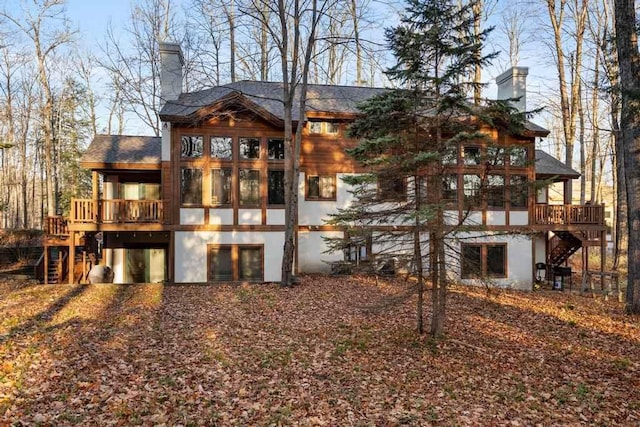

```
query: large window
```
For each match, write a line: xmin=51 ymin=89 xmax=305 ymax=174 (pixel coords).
xmin=181 ymin=135 xmax=203 ymax=158
xmin=208 ymin=245 xmax=263 ymax=282
xmin=442 ymin=174 xmax=458 ymax=205
xmin=463 ymin=146 xmax=481 ymax=166
xmin=268 ymin=138 xmax=285 ymax=160
xmin=463 ymin=174 xmax=481 ymax=207
xmin=239 ymin=137 xmax=260 ymax=159
xmin=268 ymin=170 xmax=285 ymax=205
xmin=239 ymin=169 xmax=260 ymax=206
xmin=181 ymin=168 xmax=202 ymax=205
xmin=378 ymin=178 xmax=406 ymax=201
xmin=486 ymin=175 xmax=505 ymax=208
xmin=486 ymin=146 xmax=505 ymax=166
xmin=211 ymin=168 xmax=232 ymax=205
xmin=461 ymin=243 xmax=507 ymax=278
xmin=307 ymin=174 xmax=336 ymax=200
xmin=211 ymin=136 xmax=232 ymax=159
xmin=510 ymin=175 xmax=528 ymax=208
xmin=510 ymin=147 xmax=528 ymax=166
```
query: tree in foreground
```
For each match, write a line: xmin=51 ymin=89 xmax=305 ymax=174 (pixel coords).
xmin=329 ymin=0 xmax=528 ymax=336
xmin=613 ymin=0 xmax=640 ymax=313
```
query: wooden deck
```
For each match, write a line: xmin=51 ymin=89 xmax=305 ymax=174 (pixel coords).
xmin=533 ymin=204 xmax=605 ymax=226
xmin=70 ymin=199 xmax=164 ymax=224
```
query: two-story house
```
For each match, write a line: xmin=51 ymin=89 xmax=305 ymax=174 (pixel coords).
xmin=39 ymin=42 xmax=607 ymax=289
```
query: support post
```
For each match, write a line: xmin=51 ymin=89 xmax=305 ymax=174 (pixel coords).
xmin=44 ymin=246 xmax=48 ymax=285
xmin=600 ymin=230 xmax=606 ymax=291
xmin=69 ymin=231 xmax=76 ymax=284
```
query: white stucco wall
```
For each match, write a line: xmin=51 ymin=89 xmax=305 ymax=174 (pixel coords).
xmin=180 ymin=208 xmax=205 ymax=225
xmin=267 ymin=209 xmax=285 ymax=225
xmin=297 ymin=231 xmax=343 ymax=273
xmin=534 ymin=234 xmax=547 ymax=265
xmin=238 ymin=209 xmax=261 ymax=225
xmin=486 ymin=210 xmax=506 ymax=226
xmin=510 ymin=211 xmax=529 ymax=225
xmin=209 ymin=209 xmax=233 ymax=225
xmin=174 ymin=231 xmax=284 ymax=283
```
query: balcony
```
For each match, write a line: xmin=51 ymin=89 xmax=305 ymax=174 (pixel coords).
xmin=70 ymin=199 xmax=164 ymax=224
xmin=533 ymin=204 xmax=605 ymax=226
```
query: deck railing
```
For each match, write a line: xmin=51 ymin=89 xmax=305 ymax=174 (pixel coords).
xmin=45 ymin=216 xmax=69 ymax=235
xmin=70 ymin=199 xmax=164 ymax=224
xmin=534 ymin=204 xmax=605 ymax=226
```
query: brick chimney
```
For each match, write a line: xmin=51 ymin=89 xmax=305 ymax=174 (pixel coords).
xmin=159 ymin=41 xmax=184 ymax=105
xmin=496 ymin=67 xmax=528 ymax=112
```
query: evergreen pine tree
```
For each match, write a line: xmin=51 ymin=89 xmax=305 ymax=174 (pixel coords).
xmin=328 ymin=0 xmax=528 ymax=336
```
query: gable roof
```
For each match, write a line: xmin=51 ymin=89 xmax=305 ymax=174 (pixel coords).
xmin=159 ymin=81 xmax=548 ymax=137
xmin=81 ymin=135 xmax=161 ymax=169
xmin=535 ymin=149 xmax=580 ymax=180
xmin=159 ymin=81 xmax=387 ymax=124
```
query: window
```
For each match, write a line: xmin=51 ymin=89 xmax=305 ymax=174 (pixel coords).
xmin=344 ymin=230 xmax=371 ymax=265
xmin=211 ymin=168 xmax=232 ymax=205
xmin=268 ymin=138 xmax=285 ymax=160
xmin=239 ymin=137 xmax=260 ymax=159
xmin=442 ymin=145 xmax=458 ymax=165
xmin=510 ymin=147 xmax=528 ymax=166
xmin=239 ymin=169 xmax=260 ymax=206
xmin=181 ymin=135 xmax=203 ymax=158
xmin=442 ymin=174 xmax=458 ymax=204
xmin=325 ymin=122 xmax=339 ymax=134
xmin=268 ymin=169 xmax=285 ymax=205
xmin=486 ymin=146 xmax=505 ymax=166
xmin=309 ymin=121 xmax=339 ymax=134
xmin=463 ymin=146 xmax=481 ymax=166
xmin=211 ymin=136 xmax=232 ymax=159
xmin=463 ymin=174 xmax=481 ymax=207
xmin=209 ymin=246 xmax=233 ymax=282
xmin=486 ymin=175 xmax=505 ymax=208
xmin=208 ymin=245 xmax=263 ymax=282
xmin=307 ymin=174 xmax=336 ymax=200
xmin=510 ymin=175 xmax=528 ymax=208
xmin=239 ymin=247 xmax=262 ymax=280
xmin=461 ymin=243 xmax=507 ymax=278
xmin=309 ymin=122 xmax=323 ymax=134
xmin=180 ymin=168 xmax=202 ymax=205
xmin=378 ymin=178 xmax=406 ymax=201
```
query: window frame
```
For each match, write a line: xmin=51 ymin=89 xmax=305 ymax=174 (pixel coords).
xmin=267 ymin=169 xmax=285 ymax=206
xmin=461 ymin=243 xmax=507 ymax=279
xmin=238 ymin=168 xmax=261 ymax=207
xmin=377 ymin=177 xmax=407 ymax=202
xmin=207 ymin=244 xmax=264 ymax=283
xmin=180 ymin=167 xmax=203 ymax=206
xmin=306 ymin=174 xmax=337 ymax=201
xmin=211 ymin=167 xmax=233 ymax=206
xmin=210 ymin=136 xmax=233 ymax=160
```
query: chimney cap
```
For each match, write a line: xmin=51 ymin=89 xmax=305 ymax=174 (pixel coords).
xmin=496 ymin=66 xmax=528 ymax=86
xmin=159 ymin=41 xmax=184 ymax=66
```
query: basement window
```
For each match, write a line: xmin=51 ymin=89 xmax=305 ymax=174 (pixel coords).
xmin=461 ymin=243 xmax=507 ymax=278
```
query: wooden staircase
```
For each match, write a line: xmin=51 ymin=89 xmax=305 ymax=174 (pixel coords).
xmin=548 ymin=231 xmax=583 ymax=266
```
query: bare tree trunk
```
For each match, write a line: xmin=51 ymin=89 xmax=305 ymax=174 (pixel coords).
xmin=614 ymin=0 xmax=640 ymax=313
xmin=578 ymin=79 xmax=586 ymax=205
xmin=472 ymin=0 xmax=482 ymax=104
xmin=223 ymin=1 xmax=236 ymax=82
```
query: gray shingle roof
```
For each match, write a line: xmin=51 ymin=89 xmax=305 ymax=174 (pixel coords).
xmin=535 ymin=149 xmax=580 ymax=179
xmin=159 ymin=81 xmax=389 ymax=122
xmin=159 ymin=81 xmax=549 ymax=137
xmin=81 ymin=135 xmax=161 ymax=167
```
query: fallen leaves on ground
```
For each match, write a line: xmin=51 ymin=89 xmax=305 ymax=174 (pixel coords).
xmin=0 ymin=276 xmax=638 ymax=425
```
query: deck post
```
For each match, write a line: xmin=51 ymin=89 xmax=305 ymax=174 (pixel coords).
xmin=44 ymin=246 xmax=48 ymax=285
xmin=69 ymin=231 xmax=76 ymax=284
xmin=92 ymin=171 xmax=99 ymax=200
xmin=600 ymin=230 xmax=606 ymax=291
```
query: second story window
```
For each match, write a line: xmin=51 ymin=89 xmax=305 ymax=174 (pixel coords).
xmin=240 ymin=137 xmax=260 ymax=159
xmin=463 ymin=146 xmax=481 ymax=166
xmin=510 ymin=175 xmax=528 ymax=208
xmin=307 ymin=174 xmax=336 ymax=200
xmin=309 ymin=121 xmax=339 ymax=135
xmin=378 ymin=178 xmax=406 ymax=201
xmin=268 ymin=170 xmax=285 ymax=205
xmin=180 ymin=167 xmax=202 ymax=205
xmin=268 ymin=138 xmax=285 ymax=160
xmin=181 ymin=135 xmax=203 ymax=158
xmin=211 ymin=136 xmax=232 ymax=159
xmin=239 ymin=169 xmax=260 ymax=206
xmin=510 ymin=147 xmax=528 ymax=167
xmin=442 ymin=174 xmax=458 ymax=205
xmin=463 ymin=174 xmax=481 ymax=207
xmin=486 ymin=175 xmax=505 ymax=208
xmin=211 ymin=168 xmax=232 ymax=205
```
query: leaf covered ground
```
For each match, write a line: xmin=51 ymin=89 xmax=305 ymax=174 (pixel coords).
xmin=0 ymin=276 xmax=638 ymax=426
